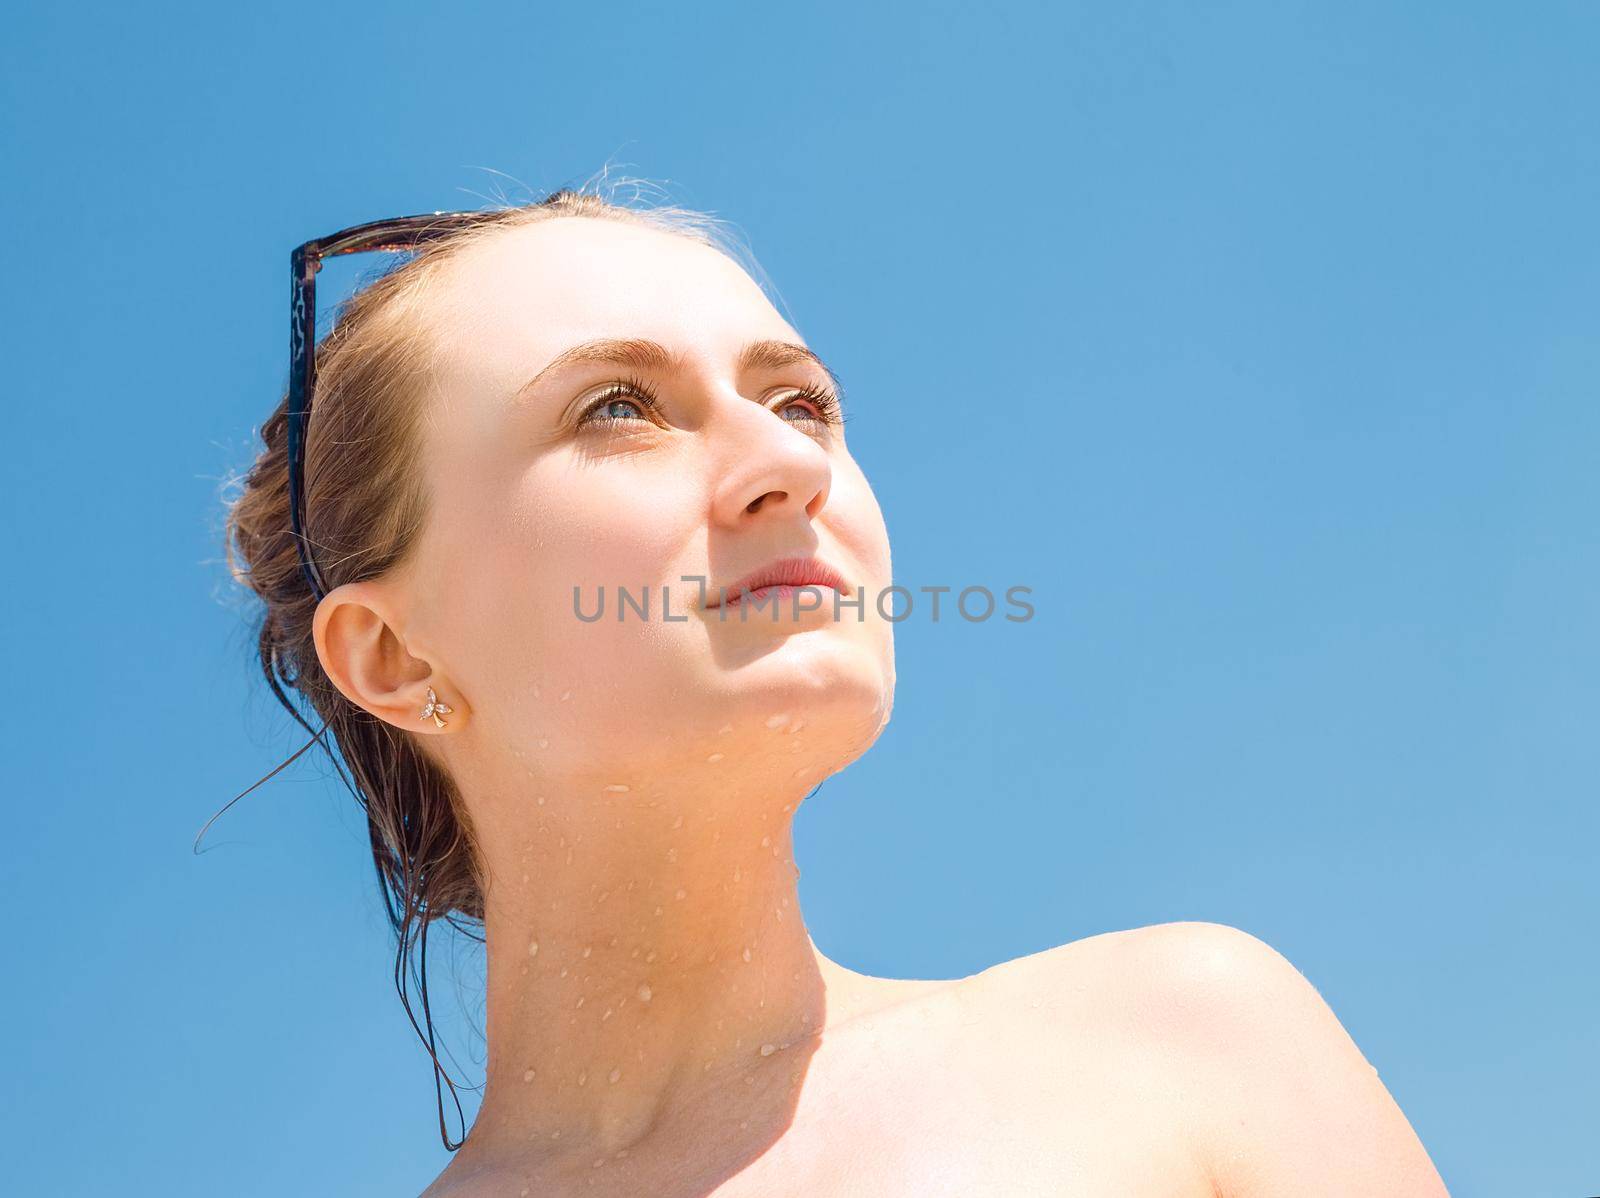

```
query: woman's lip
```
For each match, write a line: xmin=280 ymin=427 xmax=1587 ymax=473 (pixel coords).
xmin=705 ymin=556 xmax=849 ymax=608
xmin=717 ymin=582 xmax=841 ymax=606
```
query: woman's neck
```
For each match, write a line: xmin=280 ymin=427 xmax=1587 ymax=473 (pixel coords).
xmin=460 ymin=771 xmax=857 ymax=1174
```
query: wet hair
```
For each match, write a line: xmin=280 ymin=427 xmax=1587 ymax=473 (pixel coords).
xmin=210 ymin=179 xmax=770 ymax=1149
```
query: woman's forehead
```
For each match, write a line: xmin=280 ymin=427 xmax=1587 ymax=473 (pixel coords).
xmin=436 ymin=218 xmax=770 ymax=330
xmin=422 ymin=218 xmax=798 ymax=395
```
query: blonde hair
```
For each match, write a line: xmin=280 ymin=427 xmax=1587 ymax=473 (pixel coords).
xmin=215 ymin=181 xmax=767 ymax=1148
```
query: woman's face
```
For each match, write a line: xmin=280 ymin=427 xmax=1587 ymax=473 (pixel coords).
xmin=400 ymin=216 xmax=895 ymax=797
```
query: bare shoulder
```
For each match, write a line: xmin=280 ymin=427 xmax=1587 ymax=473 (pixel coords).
xmin=411 ymin=1159 xmax=521 ymax=1198
xmin=984 ymin=921 xmax=1451 ymax=1198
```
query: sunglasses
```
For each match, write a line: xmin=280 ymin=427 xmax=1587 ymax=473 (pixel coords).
xmin=287 ymin=210 xmax=499 ymax=601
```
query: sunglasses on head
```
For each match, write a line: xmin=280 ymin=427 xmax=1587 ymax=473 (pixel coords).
xmin=287 ymin=210 xmax=499 ymax=600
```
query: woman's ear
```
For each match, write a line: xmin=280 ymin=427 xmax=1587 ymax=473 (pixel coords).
xmin=312 ymin=580 xmax=463 ymax=734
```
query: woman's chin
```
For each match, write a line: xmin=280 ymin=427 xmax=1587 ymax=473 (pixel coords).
xmin=713 ymin=626 xmax=889 ymax=705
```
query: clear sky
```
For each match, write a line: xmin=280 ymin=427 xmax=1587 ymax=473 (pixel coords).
xmin=4 ymin=2 xmax=1595 ymax=1194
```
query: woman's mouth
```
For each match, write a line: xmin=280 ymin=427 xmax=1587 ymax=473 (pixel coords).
xmin=705 ymin=555 xmax=850 ymax=609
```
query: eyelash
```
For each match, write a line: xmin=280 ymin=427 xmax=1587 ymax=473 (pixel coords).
xmin=576 ymin=375 xmax=849 ymax=433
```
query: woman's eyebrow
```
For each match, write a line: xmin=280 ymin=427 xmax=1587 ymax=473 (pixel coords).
xmin=512 ymin=337 xmax=840 ymax=404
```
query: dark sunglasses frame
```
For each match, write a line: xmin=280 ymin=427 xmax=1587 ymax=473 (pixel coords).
xmin=288 ymin=211 xmax=500 ymax=600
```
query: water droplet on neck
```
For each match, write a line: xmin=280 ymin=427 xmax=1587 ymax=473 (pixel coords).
xmin=765 ymin=713 xmax=789 ymax=729
xmin=759 ymin=836 xmax=770 ymax=848
xmin=707 ymin=752 xmax=725 ymax=763
xmin=577 ymin=1069 xmax=587 ymax=1086
xmin=523 ymin=1068 xmax=536 ymax=1082
xmin=675 ymin=888 xmax=686 ymax=900
xmin=718 ymin=723 xmax=734 ymax=734
xmin=742 ymin=947 xmax=752 ymax=962
xmin=608 ymin=1067 xmax=621 ymax=1084
xmin=637 ymin=983 xmax=653 ymax=1002
xmin=605 ymin=783 xmax=630 ymax=793
xmin=528 ymin=939 xmax=540 ymax=957
xmin=759 ymin=1043 xmax=776 ymax=1056
xmin=672 ymin=814 xmax=684 ymax=829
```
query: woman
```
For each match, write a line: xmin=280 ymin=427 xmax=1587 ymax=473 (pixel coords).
xmin=223 ymin=188 xmax=1450 ymax=1195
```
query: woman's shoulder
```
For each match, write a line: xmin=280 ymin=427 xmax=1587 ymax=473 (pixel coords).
xmin=973 ymin=920 xmax=1449 ymax=1197
xmin=961 ymin=919 xmax=1295 ymax=1034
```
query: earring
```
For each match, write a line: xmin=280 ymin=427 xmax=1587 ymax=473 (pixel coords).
xmin=420 ymin=686 xmax=455 ymax=729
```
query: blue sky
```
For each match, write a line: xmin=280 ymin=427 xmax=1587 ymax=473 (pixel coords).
xmin=4 ymin=2 xmax=1595 ymax=1194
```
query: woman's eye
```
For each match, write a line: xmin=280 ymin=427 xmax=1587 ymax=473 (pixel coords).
xmin=773 ymin=384 xmax=846 ymax=429
xmin=577 ymin=381 xmax=660 ymax=430
xmin=589 ymin=398 xmax=647 ymax=423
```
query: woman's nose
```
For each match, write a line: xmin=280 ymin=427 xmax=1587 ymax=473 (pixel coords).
xmin=708 ymin=401 xmax=833 ymax=529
